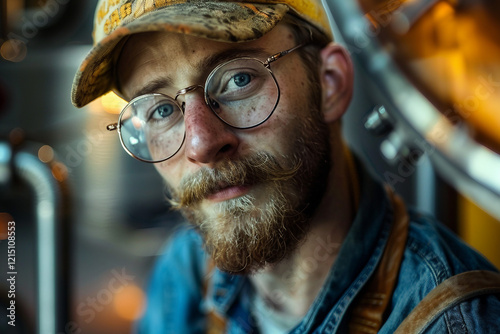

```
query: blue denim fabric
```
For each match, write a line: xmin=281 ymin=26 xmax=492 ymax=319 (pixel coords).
xmin=136 ymin=167 xmax=500 ymax=333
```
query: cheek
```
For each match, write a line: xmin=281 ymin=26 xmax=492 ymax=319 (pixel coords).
xmin=265 ymin=82 xmax=311 ymax=133
xmin=273 ymin=61 xmax=313 ymax=119
xmin=153 ymin=158 xmax=184 ymax=189
xmin=255 ymin=78 xmax=315 ymax=156
xmin=245 ymin=113 xmax=300 ymax=161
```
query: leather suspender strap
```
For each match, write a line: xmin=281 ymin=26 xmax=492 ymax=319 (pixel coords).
xmin=206 ymin=311 xmax=227 ymax=334
xmin=203 ymin=259 xmax=227 ymax=334
xmin=394 ymin=270 xmax=500 ymax=334
xmin=348 ymin=187 xmax=410 ymax=334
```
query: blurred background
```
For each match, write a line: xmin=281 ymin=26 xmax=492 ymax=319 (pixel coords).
xmin=0 ymin=0 xmax=499 ymax=333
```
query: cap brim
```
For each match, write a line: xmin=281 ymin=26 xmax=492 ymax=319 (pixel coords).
xmin=71 ymin=2 xmax=289 ymax=108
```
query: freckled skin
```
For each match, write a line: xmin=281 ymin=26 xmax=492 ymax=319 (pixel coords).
xmin=115 ymin=23 xmax=359 ymax=318
xmin=117 ymin=24 xmax=310 ymax=198
xmin=145 ymin=121 xmax=185 ymax=161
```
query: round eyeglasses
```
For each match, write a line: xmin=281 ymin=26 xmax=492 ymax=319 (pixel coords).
xmin=107 ymin=44 xmax=304 ymax=163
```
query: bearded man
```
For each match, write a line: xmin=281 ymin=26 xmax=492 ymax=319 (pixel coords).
xmin=72 ymin=0 xmax=500 ymax=332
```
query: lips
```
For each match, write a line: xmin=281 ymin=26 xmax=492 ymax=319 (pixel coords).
xmin=176 ymin=152 xmax=295 ymax=207
xmin=206 ymin=184 xmax=250 ymax=202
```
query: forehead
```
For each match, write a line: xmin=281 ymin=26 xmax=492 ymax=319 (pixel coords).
xmin=116 ymin=23 xmax=296 ymax=99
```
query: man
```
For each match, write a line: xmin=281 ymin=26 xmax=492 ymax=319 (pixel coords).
xmin=72 ymin=0 xmax=500 ymax=332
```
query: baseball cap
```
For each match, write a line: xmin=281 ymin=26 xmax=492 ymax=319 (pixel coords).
xmin=71 ymin=0 xmax=333 ymax=108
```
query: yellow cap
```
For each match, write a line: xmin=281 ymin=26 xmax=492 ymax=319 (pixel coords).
xmin=71 ymin=0 xmax=333 ymax=108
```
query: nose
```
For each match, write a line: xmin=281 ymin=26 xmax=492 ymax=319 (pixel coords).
xmin=182 ymin=93 xmax=239 ymax=166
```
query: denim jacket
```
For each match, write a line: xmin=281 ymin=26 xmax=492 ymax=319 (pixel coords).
xmin=136 ymin=166 xmax=500 ymax=333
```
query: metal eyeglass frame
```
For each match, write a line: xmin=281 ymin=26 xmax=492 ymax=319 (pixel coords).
xmin=107 ymin=43 xmax=304 ymax=163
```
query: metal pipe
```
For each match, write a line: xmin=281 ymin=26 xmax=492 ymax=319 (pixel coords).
xmin=0 ymin=140 xmax=69 ymax=334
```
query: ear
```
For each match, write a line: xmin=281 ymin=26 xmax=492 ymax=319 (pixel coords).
xmin=320 ymin=43 xmax=354 ymax=123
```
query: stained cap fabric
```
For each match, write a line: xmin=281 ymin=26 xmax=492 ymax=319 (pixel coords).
xmin=71 ymin=0 xmax=333 ymax=107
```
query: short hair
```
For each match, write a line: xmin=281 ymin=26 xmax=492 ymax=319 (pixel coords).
xmin=281 ymin=13 xmax=331 ymax=113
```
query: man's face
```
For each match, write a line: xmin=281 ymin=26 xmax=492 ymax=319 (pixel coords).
xmin=118 ymin=24 xmax=332 ymax=274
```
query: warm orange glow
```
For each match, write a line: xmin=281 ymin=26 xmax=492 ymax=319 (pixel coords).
xmin=113 ymin=284 xmax=145 ymax=321
xmin=359 ymin=0 xmax=500 ymax=153
xmin=0 ymin=213 xmax=14 ymax=240
xmin=458 ymin=195 xmax=500 ymax=270
xmin=38 ymin=145 xmax=54 ymax=163
xmin=101 ymin=91 xmax=127 ymax=114
xmin=6 ymin=0 xmax=23 ymax=28
xmin=51 ymin=162 xmax=68 ymax=182
xmin=0 ymin=39 xmax=27 ymax=62
xmin=88 ymin=91 xmax=127 ymax=114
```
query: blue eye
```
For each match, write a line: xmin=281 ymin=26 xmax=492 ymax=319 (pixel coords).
xmin=153 ymin=103 xmax=174 ymax=119
xmin=233 ymin=73 xmax=251 ymax=87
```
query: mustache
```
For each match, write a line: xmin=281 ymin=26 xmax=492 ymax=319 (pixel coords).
xmin=169 ymin=152 xmax=301 ymax=208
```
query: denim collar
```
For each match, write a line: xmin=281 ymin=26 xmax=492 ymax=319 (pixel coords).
xmin=294 ymin=164 xmax=393 ymax=332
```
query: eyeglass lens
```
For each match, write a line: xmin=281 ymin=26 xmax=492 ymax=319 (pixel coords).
xmin=118 ymin=58 xmax=279 ymax=162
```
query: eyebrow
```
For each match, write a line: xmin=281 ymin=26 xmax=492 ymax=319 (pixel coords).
xmin=131 ymin=47 xmax=269 ymax=98
xmin=199 ymin=47 xmax=268 ymax=73
xmin=133 ymin=77 xmax=172 ymax=98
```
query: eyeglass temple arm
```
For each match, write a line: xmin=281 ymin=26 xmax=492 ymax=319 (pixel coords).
xmin=265 ymin=43 xmax=305 ymax=67
xmin=107 ymin=123 xmax=118 ymax=131
xmin=265 ymin=26 xmax=313 ymax=67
